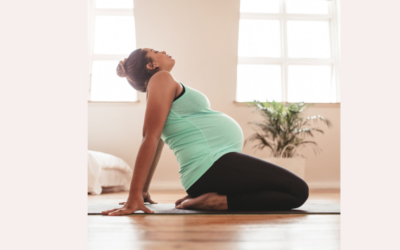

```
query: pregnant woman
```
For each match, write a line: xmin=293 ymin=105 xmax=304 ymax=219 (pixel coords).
xmin=102 ymin=48 xmax=309 ymax=216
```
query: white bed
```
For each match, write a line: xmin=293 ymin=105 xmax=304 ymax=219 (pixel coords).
xmin=88 ymin=150 xmax=133 ymax=195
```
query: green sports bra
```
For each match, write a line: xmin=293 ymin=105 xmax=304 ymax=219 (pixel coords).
xmin=161 ymin=82 xmax=244 ymax=191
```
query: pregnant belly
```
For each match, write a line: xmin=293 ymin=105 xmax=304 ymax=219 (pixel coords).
xmin=162 ymin=112 xmax=244 ymax=168
xmin=189 ymin=112 xmax=243 ymax=154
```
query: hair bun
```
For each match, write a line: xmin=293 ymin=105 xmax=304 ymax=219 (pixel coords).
xmin=116 ymin=58 xmax=128 ymax=78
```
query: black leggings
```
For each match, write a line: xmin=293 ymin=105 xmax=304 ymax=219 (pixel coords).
xmin=186 ymin=152 xmax=309 ymax=210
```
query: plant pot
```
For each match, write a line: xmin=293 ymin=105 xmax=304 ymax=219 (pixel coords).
xmin=262 ymin=144 xmax=306 ymax=180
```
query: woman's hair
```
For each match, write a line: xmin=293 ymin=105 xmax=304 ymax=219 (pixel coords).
xmin=116 ymin=48 xmax=158 ymax=93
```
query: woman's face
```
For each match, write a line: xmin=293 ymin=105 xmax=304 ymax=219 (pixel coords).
xmin=143 ymin=48 xmax=175 ymax=72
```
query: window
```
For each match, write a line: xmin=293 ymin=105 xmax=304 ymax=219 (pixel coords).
xmin=237 ymin=0 xmax=340 ymax=103
xmin=88 ymin=0 xmax=137 ymax=102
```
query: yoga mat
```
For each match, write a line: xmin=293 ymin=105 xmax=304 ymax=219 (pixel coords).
xmin=88 ymin=201 xmax=340 ymax=215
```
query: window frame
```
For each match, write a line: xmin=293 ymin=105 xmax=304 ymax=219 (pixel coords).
xmin=88 ymin=0 xmax=138 ymax=103
xmin=237 ymin=0 xmax=341 ymax=103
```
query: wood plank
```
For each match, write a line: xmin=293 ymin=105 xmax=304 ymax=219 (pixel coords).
xmin=88 ymin=189 xmax=340 ymax=250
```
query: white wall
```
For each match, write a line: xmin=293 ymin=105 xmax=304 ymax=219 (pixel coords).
xmin=88 ymin=0 xmax=340 ymax=190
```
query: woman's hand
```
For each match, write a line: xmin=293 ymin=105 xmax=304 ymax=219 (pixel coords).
xmin=142 ymin=191 xmax=158 ymax=204
xmin=102 ymin=194 xmax=154 ymax=216
xmin=118 ymin=191 xmax=158 ymax=206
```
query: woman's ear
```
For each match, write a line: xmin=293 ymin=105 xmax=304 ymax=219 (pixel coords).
xmin=146 ymin=62 xmax=158 ymax=70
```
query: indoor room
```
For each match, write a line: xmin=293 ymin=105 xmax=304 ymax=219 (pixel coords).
xmin=4 ymin=0 xmax=400 ymax=249
xmin=87 ymin=0 xmax=340 ymax=249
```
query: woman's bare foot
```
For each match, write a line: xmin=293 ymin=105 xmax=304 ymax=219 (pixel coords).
xmin=175 ymin=195 xmax=191 ymax=207
xmin=175 ymin=192 xmax=228 ymax=210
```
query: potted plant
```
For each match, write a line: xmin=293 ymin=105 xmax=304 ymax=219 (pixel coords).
xmin=244 ymin=100 xmax=332 ymax=179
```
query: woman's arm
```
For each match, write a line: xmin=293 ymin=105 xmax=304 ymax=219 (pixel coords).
xmin=142 ymin=138 xmax=164 ymax=193
xmin=118 ymin=137 xmax=163 ymax=206
xmin=126 ymin=136 xmax=160 ymax=202
xmin=102 ymin=71 xmax=177 ymax=216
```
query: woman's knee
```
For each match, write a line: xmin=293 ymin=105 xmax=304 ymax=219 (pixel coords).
xmin=293 ymin=180 xmax=309 ymax=208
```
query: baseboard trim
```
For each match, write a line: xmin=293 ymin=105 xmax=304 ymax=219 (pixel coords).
xmin=150 ymin=181 xmax=340 ymax=190
xmin=150 ymin=181 xmax=183 ymax=190
xmin=307 ymin=181 xmax=341 ymax=189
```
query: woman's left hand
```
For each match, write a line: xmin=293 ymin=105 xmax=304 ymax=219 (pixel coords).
xmin=102 ymin=194 xmax=154 ymax=216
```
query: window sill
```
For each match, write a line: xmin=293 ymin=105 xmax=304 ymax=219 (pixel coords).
xmin=233 ymin=100 xmax=340 ymax=108
xmin=87 ymin=100 xmax=339 ymax=108
xmin=88 ymin=100 xmax=140 ymax=105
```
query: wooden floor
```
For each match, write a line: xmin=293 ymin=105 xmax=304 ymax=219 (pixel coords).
xmin=88 ymin=189 xmax=340 ymax=250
